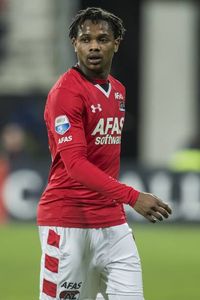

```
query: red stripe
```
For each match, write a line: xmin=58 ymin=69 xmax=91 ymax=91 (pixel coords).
xmin=45 ymin=254 xmax=59 ymax=273
xmin=47 ymin=229 xmax=60 ymax=248
xmin=43 ymin=278 xmax=57 ymax=297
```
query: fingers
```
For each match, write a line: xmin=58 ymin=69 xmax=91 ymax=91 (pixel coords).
xmin=146 ymin=213 xmax=157 ymax=223
xmin=146 ymin=210 xmax=164 ymax=223
xmin=147 ymin=198 xmax=172 ymax=223
xmin=151 ymin=210 xmax=163 ymax=221
xmin=133 ymin=192 xmax=172 ymax=223
xmin=159 ymin=202 xmax=172 ymax=215
xmin=156 ymin=206 xmax=170 ymax=218
xmin=153 ymin=195 xmax=172 ymax=215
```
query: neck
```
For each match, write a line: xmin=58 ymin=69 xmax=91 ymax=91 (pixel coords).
xmin=77 ymin=63 xmax=109 ymax=80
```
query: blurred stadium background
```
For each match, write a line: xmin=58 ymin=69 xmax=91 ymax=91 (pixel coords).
xmin=0 ymin=0 xmax=199 ymax=299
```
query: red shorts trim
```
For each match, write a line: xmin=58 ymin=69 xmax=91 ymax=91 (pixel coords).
xmin=47 ymin=229 xmax=60 ymax=248
xmin=45 ymin=254 xmax=59 ymax=273
xmin=42 ymin=278 xmax=57 ymax=297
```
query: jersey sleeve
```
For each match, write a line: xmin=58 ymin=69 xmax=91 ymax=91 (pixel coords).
xmin=47 ymin=87 xmax=87 ymax=153
xmin=48 ymin=87 xmax=140 ymax=207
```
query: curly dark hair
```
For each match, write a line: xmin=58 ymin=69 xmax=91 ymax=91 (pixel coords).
xmin=69 ymin=7 xmax=126 ymax=40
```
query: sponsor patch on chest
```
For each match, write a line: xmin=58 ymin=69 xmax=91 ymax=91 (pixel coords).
xmin=91 ymin=117 xmax=124 ymax=145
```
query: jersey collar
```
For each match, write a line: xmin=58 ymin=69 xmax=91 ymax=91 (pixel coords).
xmin=72 ymin=65 xmax=111 ymax=98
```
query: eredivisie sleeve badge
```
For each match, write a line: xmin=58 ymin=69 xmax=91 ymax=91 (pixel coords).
xmin=55 ymin=115 xmax=71 ymax=135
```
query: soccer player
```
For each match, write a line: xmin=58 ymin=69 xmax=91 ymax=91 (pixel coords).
xmin=37 ymin=7 xmax=172 ymax=300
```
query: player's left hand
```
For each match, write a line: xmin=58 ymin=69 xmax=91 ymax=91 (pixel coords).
xmin=133 ymin=192 xmax=172 ymax=223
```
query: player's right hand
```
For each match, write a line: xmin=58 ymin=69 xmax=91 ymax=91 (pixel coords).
xmin=133 ymin=192 xmax=172 ymax=223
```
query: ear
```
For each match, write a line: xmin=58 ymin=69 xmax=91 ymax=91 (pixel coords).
xmin=72 ymin=38 xmax=77 ymax=52
xmin=114 ymin=38 xmax=121 ymax=53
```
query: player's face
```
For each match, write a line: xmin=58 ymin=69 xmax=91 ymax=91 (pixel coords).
xmin=73 ymin=20 xmax=120 ymax=79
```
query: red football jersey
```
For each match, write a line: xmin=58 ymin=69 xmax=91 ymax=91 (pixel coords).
xmin=37 ymin=67 xmax=139 ymax=228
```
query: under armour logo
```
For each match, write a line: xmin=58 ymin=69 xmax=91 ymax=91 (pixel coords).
xmin=91 ymin=104 xmax=102 ymax=113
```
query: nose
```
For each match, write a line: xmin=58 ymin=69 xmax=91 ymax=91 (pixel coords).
xmin=89 ymin=39 xmax=100 ymax=51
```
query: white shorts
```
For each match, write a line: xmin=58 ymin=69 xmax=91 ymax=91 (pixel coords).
xmin=38 ymin=223 xmax=144 ymax=300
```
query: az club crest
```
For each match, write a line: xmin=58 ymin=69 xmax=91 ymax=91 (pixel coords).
xmin=55 ymin=115 xmax=71 ymax=135
xmin=59 ymin=290 xmax=80 ymax=299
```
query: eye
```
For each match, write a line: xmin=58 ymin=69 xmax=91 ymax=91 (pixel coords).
xmin=99 ymin=37 xmax=109 ymax=43
xmin=80 ymin=37 xmax=90 ymax=43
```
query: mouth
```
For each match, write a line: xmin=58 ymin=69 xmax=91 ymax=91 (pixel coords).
xmin=87 ymin=55 xmax=102 ymax=65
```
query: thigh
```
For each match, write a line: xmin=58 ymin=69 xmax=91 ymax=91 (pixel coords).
xmin=100 ymin=224 xmax=144 ymax=299
xmin=38 ymin=226 xmax=100 ymax=300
